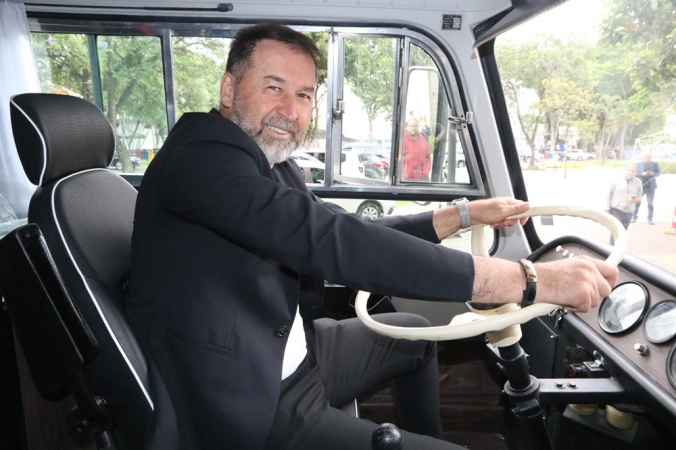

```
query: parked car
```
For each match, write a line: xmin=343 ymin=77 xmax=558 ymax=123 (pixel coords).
xmin=342 ymin=143 xmax=390 ymax=163
xmin=109 ymin=151 xmax=141 ymax=170
xmin=290 ymin=151 xmax=324 ymax=183
xmin=324 ymin=198 xmax=396 ymax=219
xmin=296 ymin=147 xmax=365 ymax=178
xmin=517 ymin=147 xmax=542 ymax=163
xmin=357 ymin=152 xmax=389 ymax=180
xmin=559 ymin=150 xmax=595 ymax=161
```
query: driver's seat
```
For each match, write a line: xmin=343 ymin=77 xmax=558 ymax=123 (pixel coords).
xmin=8 ymin=93 xmax=153 ymax=448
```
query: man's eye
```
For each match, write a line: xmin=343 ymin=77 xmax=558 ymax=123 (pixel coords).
xmin=298 ymin=93 xmax=312 ymax=100
xmin=268 ymin=86 xmax=281 ymax=92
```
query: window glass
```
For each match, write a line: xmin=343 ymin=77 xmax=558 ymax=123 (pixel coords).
xmin=403 ymin=44 xmax=469 ymax=185
xmin=97 ymin=35 xmax=167 ymax=174
xmin=172 ymin=37 xmax=230 ymax=119
xmin=32 ymin=33 xmax=94 ymax=99
xmin=340 ymin=37 xmax=397 ymax=183
xmin=497 ymin=0 xmax=675 ymax=275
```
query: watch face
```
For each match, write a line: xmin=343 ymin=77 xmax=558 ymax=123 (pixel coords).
xmin=598 ymin=281 xmax=650 ymax=334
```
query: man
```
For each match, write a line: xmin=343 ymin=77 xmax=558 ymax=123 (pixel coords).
xmin=402 ymin=118 xmax=432 ymax=180
xmin=126 ymin=22 xmax=617 ymax=450
xmin=632 ymin=151 xmax=660 ymax=224
xmin=608 ymin=163 xmax=642 ymax=244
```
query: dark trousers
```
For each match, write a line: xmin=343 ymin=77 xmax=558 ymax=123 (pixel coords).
xmin=263 ymin=313 xmax=466 ymax=450
xmin=633 ymin=188 xmax=655 ymax=221
xmin=609 ymin=207 xmax=632 ymax=245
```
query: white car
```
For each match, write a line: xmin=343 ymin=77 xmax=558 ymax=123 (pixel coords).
xmin=324 ymin=198 xmax=396 ymax=219
xmin=560 ymin=150 xmax=594 ymax=161
xmin=290 ymin=151 xmax=324 ymax=183
xmin=296 ymin=148 xmax=365 ymax=178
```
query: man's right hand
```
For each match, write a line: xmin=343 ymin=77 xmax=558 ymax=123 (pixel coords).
xmin=534 ymin=256 xmax=618 ymax=312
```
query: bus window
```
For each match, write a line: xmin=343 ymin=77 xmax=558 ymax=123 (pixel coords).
xmin=32 ymin=33 xmax=168 ymax=174
xmin=172 ymin=37 xmax=231 ymax=120
xmin=403 ymin=43 xmax=470 ymax=186
xmin=496 ymin=0 xmax=675 ymax=276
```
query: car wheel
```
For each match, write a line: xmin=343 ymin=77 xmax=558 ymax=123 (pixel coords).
xmin=115 ymin=161 xmax=122 ymax=170
xmin=576 ymin=156 xmax=583 ymax=161
xmin=356 ymin=201 xmax=383 ymax=219
xmin=457 ymin=160 xmax=466 ymax=168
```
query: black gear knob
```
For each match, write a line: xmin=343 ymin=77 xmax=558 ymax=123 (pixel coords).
xmin=372 ymin=423 xmax=404 ymax=450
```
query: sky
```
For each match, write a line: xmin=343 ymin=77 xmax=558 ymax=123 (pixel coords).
xmin=503 ymin=0 xmax=607 ymax=43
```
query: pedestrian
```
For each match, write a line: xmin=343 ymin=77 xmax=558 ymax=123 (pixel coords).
xmin=608 ymin=163 xmax=642 ymax=245
xmin=632 ymin=151 xmax=661 ymax=225
xmin=402 ymin=118 xmax=432 ymax=181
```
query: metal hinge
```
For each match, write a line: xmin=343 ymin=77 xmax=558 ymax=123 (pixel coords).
xmin=449 ymin=110 xmax=473 ymax=128
xmin=333 ymin=99 xmax=345 ymax=122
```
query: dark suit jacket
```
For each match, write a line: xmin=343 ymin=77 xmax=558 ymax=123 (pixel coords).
xmin=636 ymin=160 xmax=660 ymax=190
xmin=126 ymin=110 xmax=474 ymax=450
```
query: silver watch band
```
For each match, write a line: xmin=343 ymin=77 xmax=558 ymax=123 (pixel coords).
xmin=453 ymin=198 xmax=471 ymax=229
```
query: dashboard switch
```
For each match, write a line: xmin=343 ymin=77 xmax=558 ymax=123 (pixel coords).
xmin=634 ymin=343 xmax=649 ymax=356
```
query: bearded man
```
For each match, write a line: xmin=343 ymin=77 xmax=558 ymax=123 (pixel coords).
xmin=126 ymin=22 xmax=616 ymax=450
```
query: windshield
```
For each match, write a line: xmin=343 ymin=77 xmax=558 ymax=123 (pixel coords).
xmin=496 ymin=0 xmax=676 ymax=276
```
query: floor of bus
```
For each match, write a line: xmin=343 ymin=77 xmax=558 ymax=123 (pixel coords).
xmin=358 ymin=338 xmax=510 ymax=450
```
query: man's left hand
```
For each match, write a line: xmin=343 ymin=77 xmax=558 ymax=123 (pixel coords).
xmin=468 ymin=197 xmax=530 ymax=228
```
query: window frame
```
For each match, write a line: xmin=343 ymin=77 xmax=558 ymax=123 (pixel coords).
xmin=28 ymin=17 xmax=485 ymax=198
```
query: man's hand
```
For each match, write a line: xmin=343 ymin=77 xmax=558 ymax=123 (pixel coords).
xmin=433 ymin=196 xmax=529 ymax=240
xmin=472 ymin=255 xmax=618 ymax=312
xmin=535 ymin=256 xmax=618 ymax=312
xmin=467 ymin=197 xmax=530 ymax=228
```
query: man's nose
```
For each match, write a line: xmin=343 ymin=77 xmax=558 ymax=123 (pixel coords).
xmin=276 ymin=93 xmax=298 ymax=121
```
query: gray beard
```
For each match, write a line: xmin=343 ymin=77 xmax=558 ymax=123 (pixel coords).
xmin=230 ymin=107 xmax=303 ymax=164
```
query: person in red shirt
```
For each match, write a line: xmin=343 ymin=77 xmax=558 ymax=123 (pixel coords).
xmin=402 ymin=118 xmax=431 ymax=180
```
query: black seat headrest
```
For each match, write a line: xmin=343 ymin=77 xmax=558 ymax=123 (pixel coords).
xmin=10 ymin=93 xmax=115 ymax=187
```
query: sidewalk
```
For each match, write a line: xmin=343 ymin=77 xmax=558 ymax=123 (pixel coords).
xmin=524 ymin=168 xmax=676 ymax=274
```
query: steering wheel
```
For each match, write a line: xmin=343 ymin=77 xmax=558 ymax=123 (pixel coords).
xmin=355 ymin=205 xmax=626 ymax=341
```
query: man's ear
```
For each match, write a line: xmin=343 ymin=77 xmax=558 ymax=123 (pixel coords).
xmin=219 ymin=72 xmax=236 ymax=115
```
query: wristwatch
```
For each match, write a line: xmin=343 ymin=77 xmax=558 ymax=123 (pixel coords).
xmin=451 ymin=197 xmax=471 ymax=229
xmin=518 ymin=259 xmax=537 ymax=308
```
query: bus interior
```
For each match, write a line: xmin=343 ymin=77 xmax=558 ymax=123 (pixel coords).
xmin=1 ymin=0 xmax=675 ymax=449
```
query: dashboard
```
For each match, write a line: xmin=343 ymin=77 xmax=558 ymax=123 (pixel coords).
xmin=530 ymin=236 xmax=676 ymax=432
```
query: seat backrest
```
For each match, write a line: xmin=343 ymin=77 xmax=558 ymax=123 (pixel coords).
xmin=9 ymin=93 xmax=152 ymax=448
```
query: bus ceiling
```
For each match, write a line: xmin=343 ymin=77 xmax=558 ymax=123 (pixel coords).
xmin=14 ymin=0 xmax=560 ymax=30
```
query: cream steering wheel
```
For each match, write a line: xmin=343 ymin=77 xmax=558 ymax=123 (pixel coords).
xmin=355 ymin=205 xmax=626 ymax=341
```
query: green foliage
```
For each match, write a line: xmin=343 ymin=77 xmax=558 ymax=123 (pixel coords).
xmin=344 ymin=38 xmax=396 ymax=141
xmin=658 ymin=160 xmax=676 ymax=174
xmin=172 ymin=37 xmax=229 ymax=118
xmin=303 ymin=32 xmax=329 ymax=144
xmin=32 ymin=33 xmax=94 ymax=101
xmin=601 ymin=0 xmax=676 ymax=100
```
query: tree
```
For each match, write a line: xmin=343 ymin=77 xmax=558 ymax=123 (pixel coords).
xmin=344 ymin=38 xmax=396 ymax=142
xmin=303 ymin=32 xmax=329 ymax=145
xmin=602 ymin=0 xmax=676 ymax=99
xmin=496 ymin=38 xmax=549 ymax=168
xmin=32 ymin=33 xmax=94 ymax=101
xmin=172 ymin=37 xmax=229 ymax=119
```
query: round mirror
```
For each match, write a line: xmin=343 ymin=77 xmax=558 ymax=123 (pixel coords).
xmin=598 ymin=282 xmax=650 ymax=334
xmin=642 ymin=300 xmax=676 ymax=344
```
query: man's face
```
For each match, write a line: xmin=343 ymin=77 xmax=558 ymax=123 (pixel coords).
xmin=625 ymin=165 xmax=637 ymax=180
xmin=220 ymin=40 xmax=316 ymax=164
xmin=406 ymin=120 xmax=420 ymax=138
xmin=643 ymin=153 xmax=652 ymax=164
